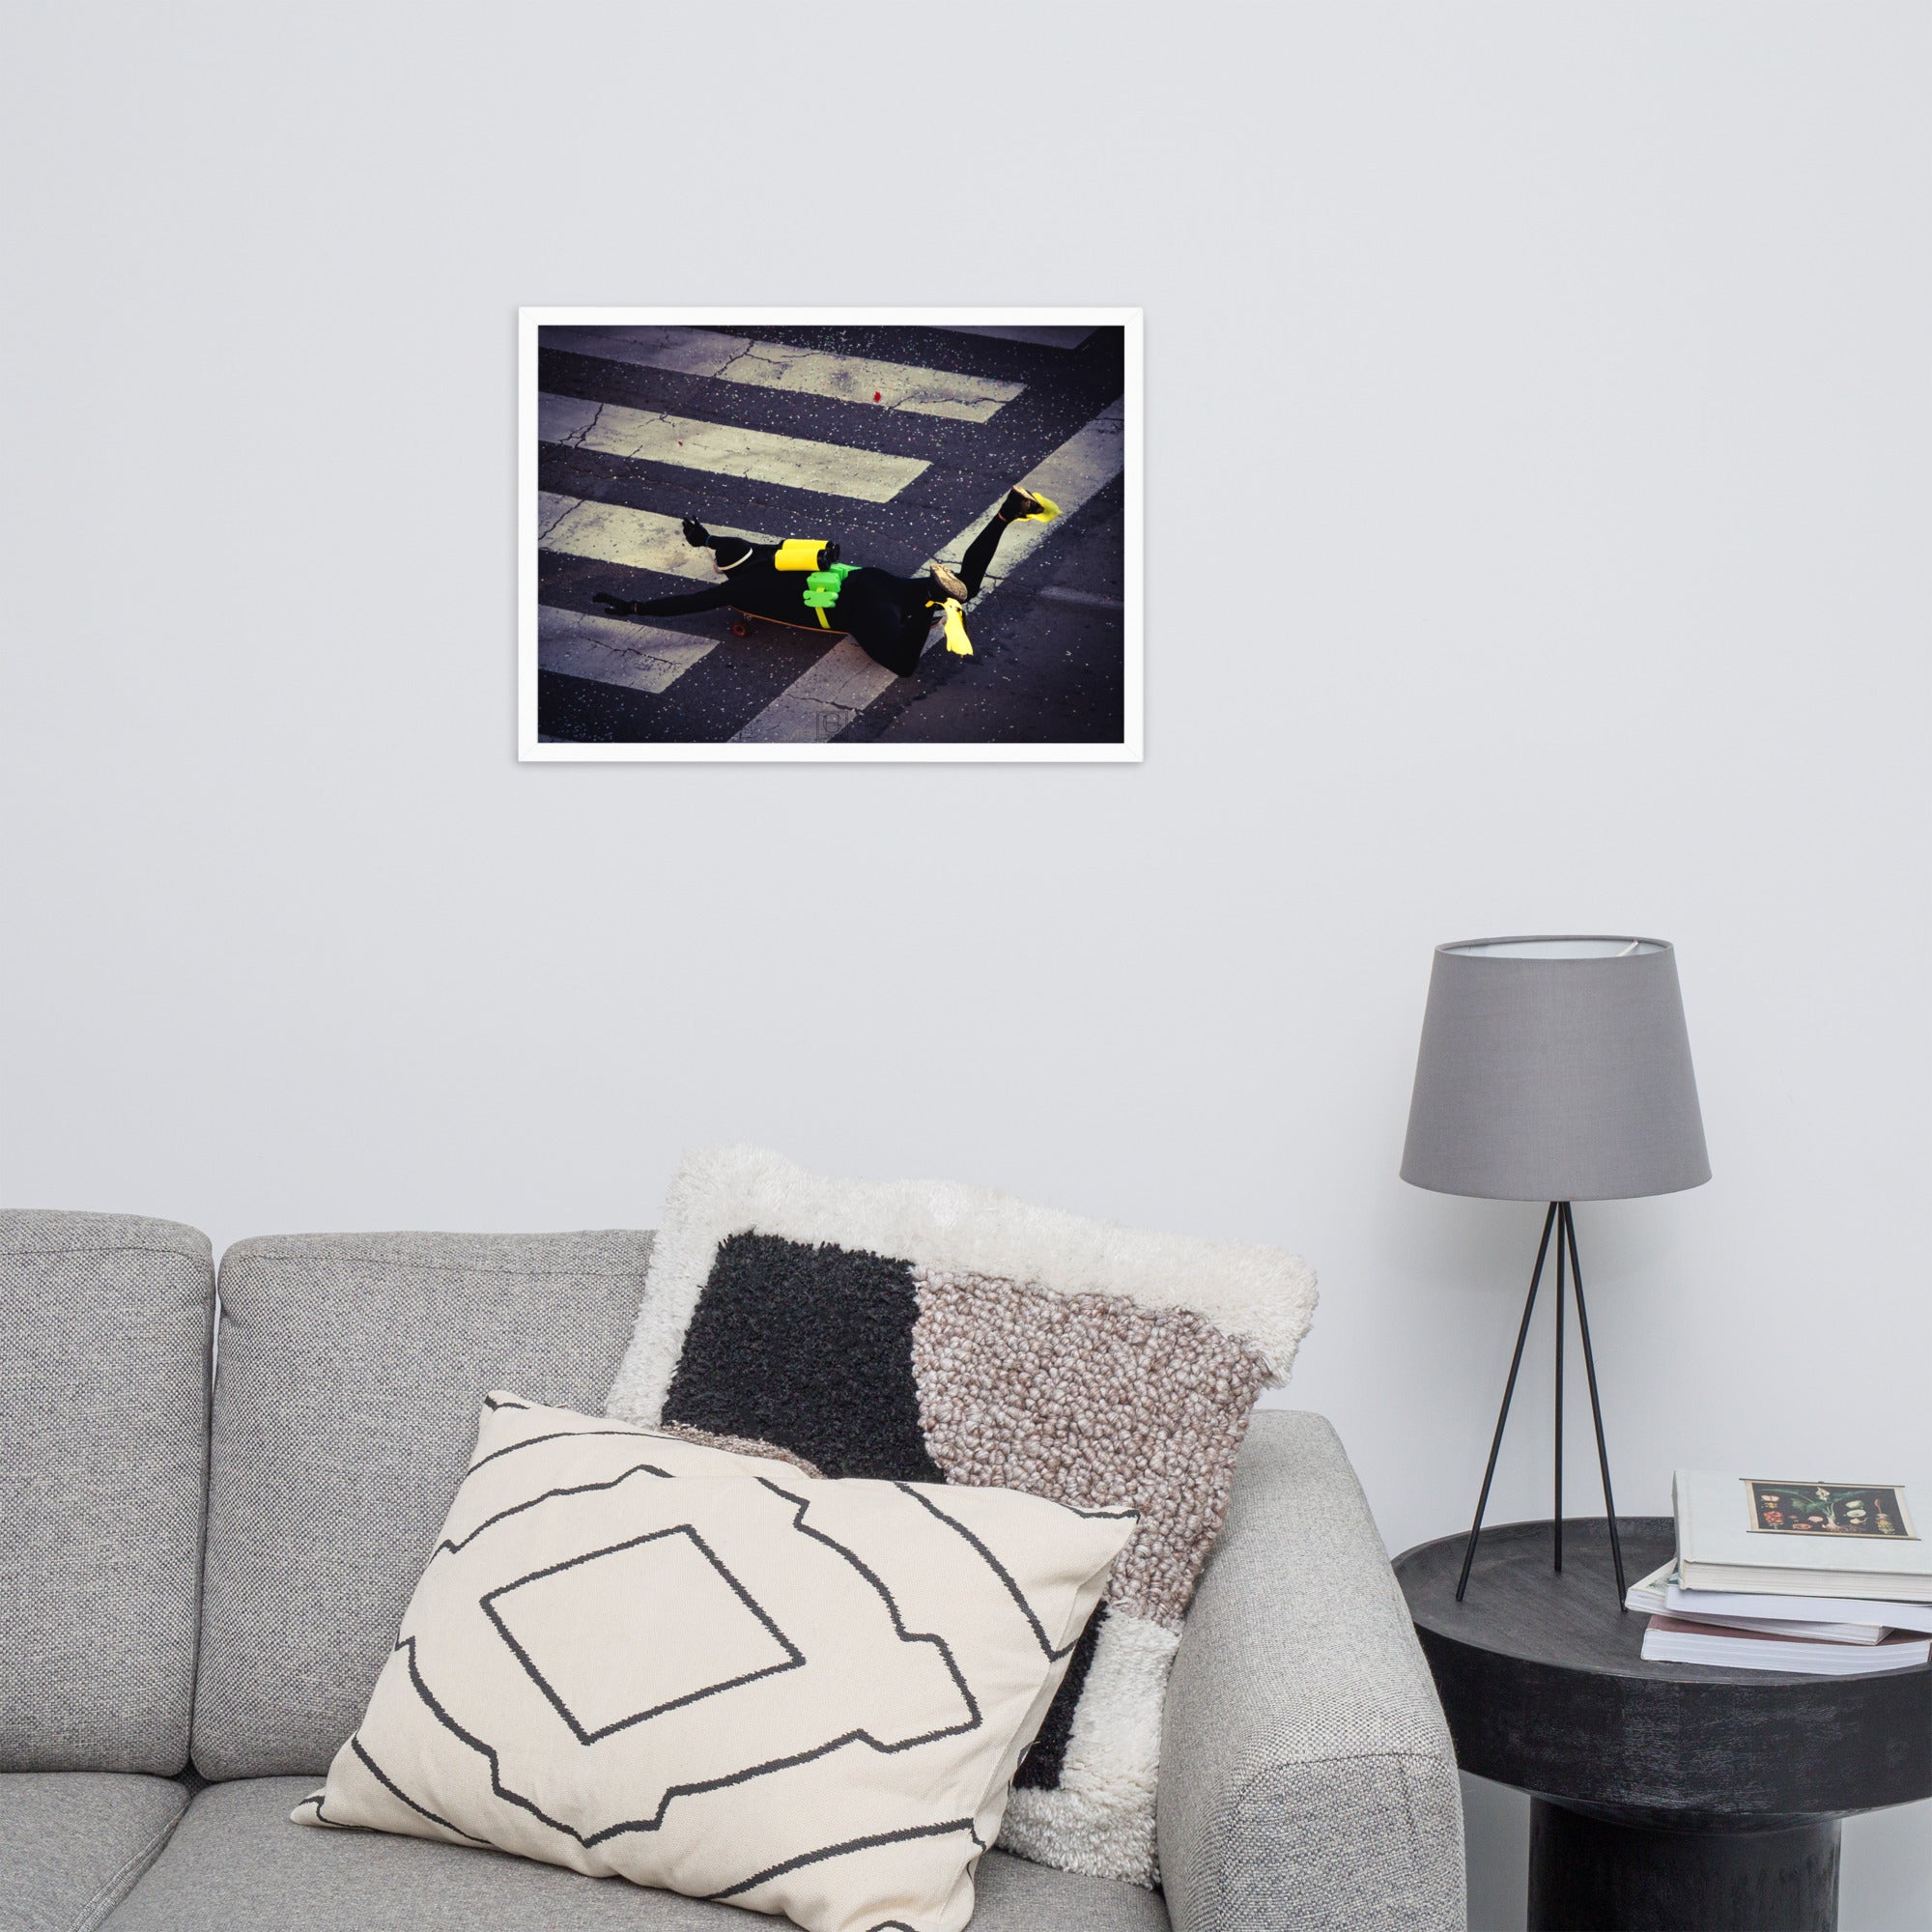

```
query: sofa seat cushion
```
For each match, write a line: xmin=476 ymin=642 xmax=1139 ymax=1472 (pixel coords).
xmin=0 ymin=1772 xmax=187 ymax=1932
xmin=1 ymin=1212 xmax=214 ymax=1774
xmin=99 ymin=1779 xmax=1170 ymax=1931
xmin=192 ymin=1232 xmax=656 ymax=1777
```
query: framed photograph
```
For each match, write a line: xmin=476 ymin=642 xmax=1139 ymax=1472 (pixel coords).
xmin=518 ymin=307 xmax=1141 ymax=762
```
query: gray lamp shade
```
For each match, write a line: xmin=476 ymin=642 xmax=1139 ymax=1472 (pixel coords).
xmin=1401 ymin=936 xmax=1710 ymax=1203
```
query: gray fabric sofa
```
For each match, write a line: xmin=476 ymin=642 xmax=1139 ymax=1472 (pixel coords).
xmin=0 ymin=1212 xmax=1465 ymax=1932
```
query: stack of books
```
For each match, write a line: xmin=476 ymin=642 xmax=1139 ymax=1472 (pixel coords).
xmin=1633 ymin=1471 xmax=1932 ymax=1675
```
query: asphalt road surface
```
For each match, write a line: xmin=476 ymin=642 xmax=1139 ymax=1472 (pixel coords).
xmin=533 ymin=324 xmax=1127 ymax=747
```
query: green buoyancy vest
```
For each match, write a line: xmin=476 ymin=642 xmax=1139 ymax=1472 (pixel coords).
xmin=802 ymin=562 xmax=857 ymax=626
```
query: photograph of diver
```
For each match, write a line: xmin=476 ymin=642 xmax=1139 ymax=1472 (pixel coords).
xmin=519 ymin=309 xmax=1140 ymax=762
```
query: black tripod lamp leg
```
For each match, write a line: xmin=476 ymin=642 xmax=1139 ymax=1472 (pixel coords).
xmin=1455 ymin=1202 xmax=1559 ymax=1603
xmin=1553 ymin=1206 xmax=1566 ymax=1573
xmin=1564 ymin=1203 xmax=1628 ymax=1608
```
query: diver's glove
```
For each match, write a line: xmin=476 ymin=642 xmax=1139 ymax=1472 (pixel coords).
xmin=681 ymin=519 xmax=710 ymax=547
xmin=591 ymin=592 xmax=639 ymax=616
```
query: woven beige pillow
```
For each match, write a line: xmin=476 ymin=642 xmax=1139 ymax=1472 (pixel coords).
xmin=295 ymin=1395 xmax=1134 ymax=1932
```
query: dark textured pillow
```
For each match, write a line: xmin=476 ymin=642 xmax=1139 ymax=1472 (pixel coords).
xmin=605 ymin=1147 xmax=1318 ymax=1886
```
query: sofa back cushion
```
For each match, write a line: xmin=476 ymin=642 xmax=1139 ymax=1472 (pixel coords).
xmin=191 ymin=1231 xmax=654 ymax=1778
xmin=0 ymin=1211 xmax=215 ymax=1774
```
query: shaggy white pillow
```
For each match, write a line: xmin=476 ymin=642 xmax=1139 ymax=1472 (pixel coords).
xmin=295 ymin=1395 xmax=1133 ymax=1932
xmin=605 ymin=1145 xmax=1319 ymax=1885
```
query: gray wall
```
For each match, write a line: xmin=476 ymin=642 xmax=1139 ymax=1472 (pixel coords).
xmin=2 ymin=6 xmax=1927 ymax=1924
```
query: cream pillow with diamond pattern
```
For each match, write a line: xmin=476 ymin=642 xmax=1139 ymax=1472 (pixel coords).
xmin=295 ymin=1395 xmax=1134 ymax=1932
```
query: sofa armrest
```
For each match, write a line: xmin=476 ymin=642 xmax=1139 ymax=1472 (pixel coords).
xmin=1157 ymin=1410 xmax=1465 ymax=1932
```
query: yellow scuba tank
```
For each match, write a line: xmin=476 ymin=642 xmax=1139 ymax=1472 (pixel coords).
xmin=775 ymin=539 xmax=838 ymax=572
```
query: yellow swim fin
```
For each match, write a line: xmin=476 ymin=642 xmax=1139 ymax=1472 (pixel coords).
xmin=1015 ymin=490 xmax=1061 ymax=523
xmin=937 ymin=598 xmax=973 ymax=656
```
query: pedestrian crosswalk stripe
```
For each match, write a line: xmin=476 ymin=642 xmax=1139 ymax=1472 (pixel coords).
xmin=546 ymin=326 xmax=1024 ymax=423
xmin=539 ymin=394 xmax=928 ymax=503
xmin=731 ymin=637 xmax=898 ymax=744
xmin=730 ymin=397 xmax=1127 ymax=745
xmin=929 ymin=396 xmax=1126 ymax=593
xmin=537 ymin=494 xmax=774 ymax=575
xmin=538 ymin=605 xmax=717 ymax=696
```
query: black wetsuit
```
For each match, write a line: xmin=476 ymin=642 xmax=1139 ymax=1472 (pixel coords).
xmin=611 ymin=502 xmax=1021 ymax=678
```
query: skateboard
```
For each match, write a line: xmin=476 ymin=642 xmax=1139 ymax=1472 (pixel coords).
xmin=728 ymin=608 xmax=849 ymax=640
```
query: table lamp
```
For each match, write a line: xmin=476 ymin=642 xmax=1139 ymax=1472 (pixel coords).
xmin=1401 ymin=936 xmax=1709 ymax=1606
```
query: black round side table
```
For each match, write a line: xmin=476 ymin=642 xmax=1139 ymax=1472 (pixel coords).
xmin=1395 ymin=1518 xmax=1932 ymax=1932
